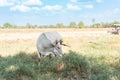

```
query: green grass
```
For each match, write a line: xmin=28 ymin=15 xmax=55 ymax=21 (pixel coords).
xmin=0 ymin=51 xmax=119 ymax=80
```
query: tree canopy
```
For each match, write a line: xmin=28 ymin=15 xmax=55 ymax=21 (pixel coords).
xmin=0 ymin=21 xmax=120 ymax=28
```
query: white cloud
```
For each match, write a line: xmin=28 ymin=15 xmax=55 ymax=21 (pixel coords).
xmin=0 ymin=0 xmax=13 ymax=7
xmin=79 ymin=8 xmax=120 ymax=20
xmin=0 ymin=0 xmax=42 ymax=7
xmin=85 ymin=4 xmax=93 ymax=9
xmin=42 ymin=5 xmax=62 ymax=10
xmin=96 ymin=0 xmax=103 ymax=3
xmin=23 ymin=0 xmax=42 ymax=6
xmin=70 ymin=0 xmax=77 ymax=3
xmin=67 ymin=4 xmax=81 ymax=10
xmin=10 ymin=5 xmax=31 ymax=12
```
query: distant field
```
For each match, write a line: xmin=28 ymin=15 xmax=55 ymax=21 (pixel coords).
xmin=0 ymin=28 xmax=120 ymax=80
xmin=0 ymin=28 xmax=119 ymax=57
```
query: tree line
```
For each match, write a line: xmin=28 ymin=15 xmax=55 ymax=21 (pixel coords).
xmin=0 ymin=21 xmax=120 ymax=28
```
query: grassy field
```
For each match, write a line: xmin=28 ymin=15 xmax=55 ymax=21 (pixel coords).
xmin=0 ymin=28 xmax=120 ymax=80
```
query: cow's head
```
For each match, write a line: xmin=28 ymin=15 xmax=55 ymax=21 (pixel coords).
xmin=52 ymin=40 xmax=63 ymax=56
xmin=52 ymin=40 xmax=70 ymax=56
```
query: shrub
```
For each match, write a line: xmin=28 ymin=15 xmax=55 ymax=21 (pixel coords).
xmin=40 ymin=56 xmax=63 ymax=73
xmin=63 ymin=51 xmax=89 ymax=71
xmin=0 ymin=51 xmax=119 ymax=80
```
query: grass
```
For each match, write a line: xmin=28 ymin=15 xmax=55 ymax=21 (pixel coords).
xmin=0 ymin=29 xmax=120 ymax=80
xmin=0 ymin=51 xmax=119 ymax=80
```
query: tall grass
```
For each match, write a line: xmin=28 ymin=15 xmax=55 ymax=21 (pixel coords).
xmin=0 ymin=51 xmax=119 ymax=80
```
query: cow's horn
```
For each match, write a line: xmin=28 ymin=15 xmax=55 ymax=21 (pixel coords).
xmin=62 ymin=44 xmax=70 ymax=47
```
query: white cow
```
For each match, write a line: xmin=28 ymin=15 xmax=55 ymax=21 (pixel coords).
xmin=36 ymin=31 xmax=66 ymax=61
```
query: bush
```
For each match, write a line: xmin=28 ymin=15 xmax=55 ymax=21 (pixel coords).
xmin=0 ymin=52 xmax=38 ymax=80
xmin=0 ymin=51 xmax=119 ymax=80
xmin=63 ymin=51 xmax=89 ymax=71
xmin=40 ymin=56 xmax=62 ymax=73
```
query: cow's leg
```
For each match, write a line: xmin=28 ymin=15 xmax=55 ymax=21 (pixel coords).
xmin=38 ymin=52 xmax=41 ymax=62
xmin=38 ymin=52 xmax=41 ymax=66
xmin=36 ymin=46 xmax=42 ymax=66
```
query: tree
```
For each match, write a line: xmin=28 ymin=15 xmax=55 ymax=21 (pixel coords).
xmin=48 ymin=25 xmax=55 ymax=28
xmin=93 ymin=23 xmax=100 ymax=28
xmin=56 ymin=23 xmax=64 ymax=28
xmin=112 ymin=21 xmax=120 ymax=24
xmin=91 ymin=18 xmax=95 ymax=27
xmin=78 ymin=21 xmax=84 ymax=28
xmin=99 ymin=22 xmax=111 ymax=28
xmin=3 ymin=23 xmax=13 ymax=28
xmin=69 ymin=22 xmax=78 ymax=28
xmin=26 ymin=23 xmax=33 ymax=28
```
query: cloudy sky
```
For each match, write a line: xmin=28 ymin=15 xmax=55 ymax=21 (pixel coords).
xmin=0 ymin=0 xmax=120 ymax=25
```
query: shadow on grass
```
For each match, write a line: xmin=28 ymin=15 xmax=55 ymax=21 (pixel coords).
xmin=0 ymin=51 xmax=119 ymax=80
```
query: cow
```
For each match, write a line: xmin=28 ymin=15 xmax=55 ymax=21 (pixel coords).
xmin=107 ymin=24 xmax=120 ymax=34
xmin=36 ymin=31 xmax=69 ymax=63
xmin=107 ymin=27 xmax=120 ymax=35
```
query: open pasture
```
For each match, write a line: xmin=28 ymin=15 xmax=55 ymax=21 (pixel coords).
xmin=0 ymin=28 xmax=119 ymax=57
xmin=0 ymin=28 xmax=120 ymax=80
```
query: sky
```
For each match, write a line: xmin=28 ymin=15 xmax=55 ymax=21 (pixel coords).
xmin=0 ymin=0 xmax=120 ymax=26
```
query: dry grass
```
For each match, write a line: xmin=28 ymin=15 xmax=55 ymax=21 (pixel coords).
xmin=0 ymin=28 xmax=119 ymax=57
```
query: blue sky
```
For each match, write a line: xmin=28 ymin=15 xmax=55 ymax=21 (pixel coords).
xmin=0 ymin=0 xmax=120 ymax=26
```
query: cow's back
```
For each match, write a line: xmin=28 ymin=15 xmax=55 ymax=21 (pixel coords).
xmin=37 ymin=32 xmax=51 ymax=49
xmin=44 ymin=31 xmax=62 ymax=44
